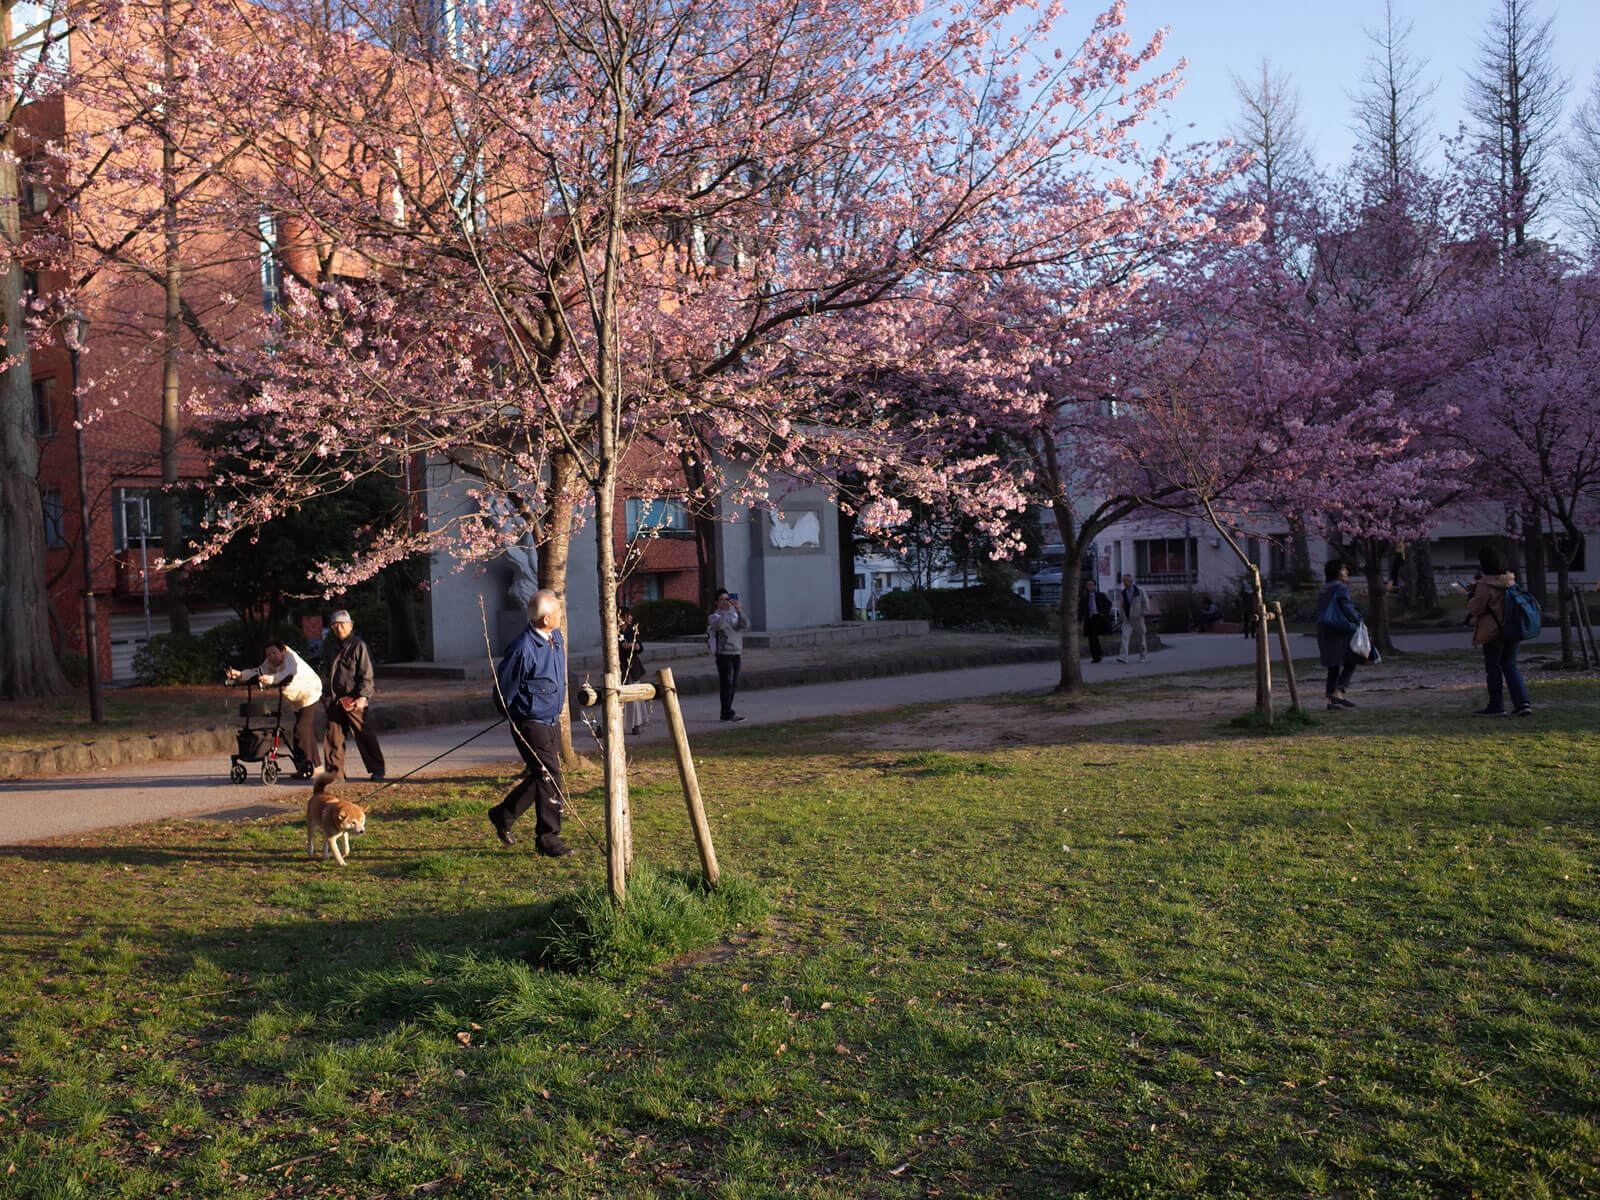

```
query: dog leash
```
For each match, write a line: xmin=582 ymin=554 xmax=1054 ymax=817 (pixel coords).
xmin=352 ymin=717 xmax=507 ymax=804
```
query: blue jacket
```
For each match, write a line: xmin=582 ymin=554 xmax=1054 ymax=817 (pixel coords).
xmin=1315 ymin=581 xmax=1362 ymax=670
xmin=495 ymin=625 xmax=566 ymax=724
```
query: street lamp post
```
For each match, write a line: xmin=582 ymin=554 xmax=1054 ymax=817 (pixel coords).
xmin=68 ymin=309 xmax=104 ymax=724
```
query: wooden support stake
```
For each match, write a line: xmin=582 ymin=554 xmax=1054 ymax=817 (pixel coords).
xmin=1254 ymin=605 xmax=1273 ymax=725
xmin=1570 ymin=590 xmax=1597 ymax=668
xmin=602 ymin=671 xmax=630 ymax=900
xmin=1271 ymin=602 xmax=1301 ymax=712
xmin=656 ymin=667 xmax=720 ymax=886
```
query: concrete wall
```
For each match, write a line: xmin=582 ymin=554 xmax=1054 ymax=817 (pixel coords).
xmin=427 ymin=462 xmax=841 ymax=656
xmin=716 ymin=485 xmax=840 ymax=632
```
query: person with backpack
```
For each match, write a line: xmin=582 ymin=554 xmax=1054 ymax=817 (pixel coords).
xmin=1465 ymin=546 xmax=1533 ymax=717
xmin=1315 ymin=559 xmax=1363 ymax=710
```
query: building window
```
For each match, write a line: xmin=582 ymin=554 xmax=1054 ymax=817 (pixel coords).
xmin=257 ymin=211 xmax=281 ymax=312
xmin=112 ymin=488 xmax=154 ymax=552
xmin=32 ymin=377 xmax=56 ymax=436
xmin=21 ymin=177 xmax=49 ymax=214
xmin=627 ymin=573 xmax=665 ymax=604
xmin=624 ymin=498 xmax=691 ymax=539
xmin=1547 ymin=533 xmax=1587 ymax=573
xmin=42 ymin=488 xmax=65 ymax=548
xmin=1134 ymin=537 xmax=1198 ymax=585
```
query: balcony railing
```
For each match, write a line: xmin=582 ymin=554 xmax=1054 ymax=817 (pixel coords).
xmin=1136 ymin=570 xmax=1198 ymax=586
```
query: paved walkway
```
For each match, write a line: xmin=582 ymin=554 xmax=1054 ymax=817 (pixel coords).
xmin=0 ymin=628 xmax=1558 ymax=844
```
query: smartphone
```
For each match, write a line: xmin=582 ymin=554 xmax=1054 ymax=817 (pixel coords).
xmin=729 ymin=592 xmax=739 ymax=601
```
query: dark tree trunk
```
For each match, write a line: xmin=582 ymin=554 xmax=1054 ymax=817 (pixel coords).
xmin=1360 ymin=541 xmax=1396 ymax=655
xmin=1405 ymin=537 xmax=1439 ymax=615
xmin=1053 ymin=541 xmax=1085 ymax=692
xmin=837 ymin=503 xmax=858 ymax=620
xmin=539 ymin=448 xmax=582 ymax=767
xmin=381 ymin=564 xmax=421 ymax=661
xmin=0 ymin=133 xmax=70 ymax=698
xmin=1521 ymin=504 xmax=1548 ymax=607
xmin=680 ymin=449 xmax=720 ymax=612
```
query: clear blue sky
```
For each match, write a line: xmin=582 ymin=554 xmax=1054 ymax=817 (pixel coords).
xmin=1093 ymin=0 xmax=1599 ymax=170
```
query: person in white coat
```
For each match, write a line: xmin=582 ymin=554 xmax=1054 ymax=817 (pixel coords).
xmin=1115 ymin=573 xmax=1150 ymax=663
xmin=227 ymin=641 xmax=323 ymax=773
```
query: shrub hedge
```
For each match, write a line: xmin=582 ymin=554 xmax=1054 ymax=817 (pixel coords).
xmin=632 ymin=598 xmax=706 ymax=639
xmin=878 ymin=585 xmax=1048 ymax=632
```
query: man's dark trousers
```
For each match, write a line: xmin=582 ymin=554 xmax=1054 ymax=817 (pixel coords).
xmin=326 ymin=704 xmax=385 ymax=780
xmin=493 ymin=718 xmax=564 ymax=848
xmin=1085 ymin=620 xmax=1105 ymax=663
xmin=715 ymin=653 xmax=742 ymax=719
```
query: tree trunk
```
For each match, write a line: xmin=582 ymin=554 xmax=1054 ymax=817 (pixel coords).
xmin=160 ymin=3 xmax=190 ymax=635
xmin=680 ymin=449 xmax=720 ymax=612
xmin=539 ymin=447 xmax=582 ymax=768
xmin=1521 ymin=503 xmax=1547 ymax=606
xmin=1554 ymin=559 xmax=1573 ymax=666
xmin=381 ymin=564 xmax=421 ymax=661
xmin=596 ymin=73 xmax=632 ymax=905
xmin=0 ymin=107 xmax=70 ymax=698
xmin=1053 ymin=543 xmax=1086 ymax=693
xmin=1406 ymin=537 xmax=1439 ymax=615
xmin=1361 ymin=545 xmax=1395 ymax=655
xmin=837 ymin=502 xmax=858 ymax=620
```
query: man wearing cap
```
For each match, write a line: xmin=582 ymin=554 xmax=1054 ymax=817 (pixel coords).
xmin=322 ymin=609 xmax=387 ymax=782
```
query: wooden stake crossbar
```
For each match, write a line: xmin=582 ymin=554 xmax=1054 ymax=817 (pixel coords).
xmin=576 ymin=666 xmax=721 ymax=890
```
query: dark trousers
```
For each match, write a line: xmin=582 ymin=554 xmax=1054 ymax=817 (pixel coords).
xmin=325 ymin=702 xmax=385 ymax=780
xmin=1325 ymin=661 xmax=1356 ymax=698
xmin=289 ymin=704 xmax=321 ymax=772
xmin=715 ymin=653 xmax=742 ymax=719
xmin=493 ymin=719 xmax=564 ymax=847
xmin=1483 ymin=639 xmax=1530 ymax=712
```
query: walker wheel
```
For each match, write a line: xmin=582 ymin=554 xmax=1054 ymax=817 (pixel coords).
xmin=262 ymin=761 xmax=281 ymax=785
xmin=230 ymin=763 xmax=247 ymax=784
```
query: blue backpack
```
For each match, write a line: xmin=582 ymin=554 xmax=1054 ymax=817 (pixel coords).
xmin=1498 ymin=584 xmax=1542 ymax=641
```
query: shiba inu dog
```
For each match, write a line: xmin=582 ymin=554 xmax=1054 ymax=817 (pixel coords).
xmin=306 ymin=773 xmax=367 ymax=866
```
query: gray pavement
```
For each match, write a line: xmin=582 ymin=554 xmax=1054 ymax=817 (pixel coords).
xmin=1 ymin=628 xmax=1559 ymax=844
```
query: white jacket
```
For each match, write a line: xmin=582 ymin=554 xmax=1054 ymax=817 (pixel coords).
xmin=241 ymin=648 xmax=323 ymax=710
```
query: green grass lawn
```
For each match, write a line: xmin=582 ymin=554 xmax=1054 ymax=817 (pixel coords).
xmin=2 ymin=680 xmax=1597 ymax=1198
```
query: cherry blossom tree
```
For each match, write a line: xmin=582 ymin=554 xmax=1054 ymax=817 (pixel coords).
xmin=1440 ymin=253 xmax=1600 ymax=665
xmin=131 ymin=0 xmax=1243 ymax=897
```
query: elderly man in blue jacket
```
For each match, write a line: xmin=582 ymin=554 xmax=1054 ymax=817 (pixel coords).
xmin=488 ymin=589 xmax=573 ymax=857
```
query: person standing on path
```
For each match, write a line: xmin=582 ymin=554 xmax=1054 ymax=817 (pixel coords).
xmin=1465 ymin=546 xmax=1532 ymax=717
xmin=1115 ymin=573 xmax=1149 ymax=663
xmin=1079 ymin=577 xmax=1113 ymax=663
xmin=708 ymin=587 xmax=751 ymax=722
xmin=488 ymin=589 xmax=573 ymax=857
xmin=619 ymin=606 xmax=651 ymax=735
xmin=226 ymin=642 xmax=322 ymax=775
xmin=322 ymin=609 xmax=387 ymax=782
xmin=1315 ymin=559 xmax=1362 ymax=710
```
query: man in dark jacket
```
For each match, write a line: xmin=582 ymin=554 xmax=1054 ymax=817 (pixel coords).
xmin=1079 ymin=577 xmax=1113 ymax=663
xmin=322 ymin=609 xmax=387 ymax=782
xmin=487 ymin=589 xmax=573 ymax=857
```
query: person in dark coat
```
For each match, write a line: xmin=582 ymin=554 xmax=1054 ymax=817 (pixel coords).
xmin=322 ymin=609 xmax=387 ymax=782
xmin=1315 ymin=559 xmax=1362 ymax=710
xmin=619 ymin=606 xmax=651 ymax=735
xmin=1079 ymin=578 xmax=1113 ymax=663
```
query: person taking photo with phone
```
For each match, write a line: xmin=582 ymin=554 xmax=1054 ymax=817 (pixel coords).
xmin=708 ymin=587 xmax=751 ymax=722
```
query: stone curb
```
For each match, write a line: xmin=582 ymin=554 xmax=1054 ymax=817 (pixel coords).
xmin=1 ymin=644 xmax=1060 ymax=781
